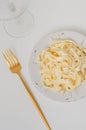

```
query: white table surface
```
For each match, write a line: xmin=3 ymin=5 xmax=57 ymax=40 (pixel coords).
xmin=0 ymin=0 xmax=86 ymax=130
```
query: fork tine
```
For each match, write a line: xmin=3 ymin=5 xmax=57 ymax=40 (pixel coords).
xmin=3 ymin=52 xmax=11 ymax=68
xmin=9 ymin=49 xmax=18 ymax=65
xmin=6 ymin=50 xmax=15 ymax=67
xmin=7 ymin=50 xmax=17 ymax=65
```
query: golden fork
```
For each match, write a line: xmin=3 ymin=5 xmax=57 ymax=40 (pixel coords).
xmin=3 ymin=49 xmax=51 ymax=130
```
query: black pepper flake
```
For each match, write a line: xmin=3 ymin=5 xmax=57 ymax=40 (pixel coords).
xmin=61 ymin=32 xmax=64 ymax=35
xmin=35 ymin=83 xmax=38 ymax=86
xmin=34 ymin=50 xmax=37 ymax=53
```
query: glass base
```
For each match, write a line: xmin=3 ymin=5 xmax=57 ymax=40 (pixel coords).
xmin=0 ymin=0 xmax=28 ymax=20
xmin=3 ymin=10 xmax=34 ymax=37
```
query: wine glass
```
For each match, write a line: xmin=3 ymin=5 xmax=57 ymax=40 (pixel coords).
xmin=0 ymin=0 xmax=34 ymax=37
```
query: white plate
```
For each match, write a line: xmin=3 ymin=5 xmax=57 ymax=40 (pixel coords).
xmin=29 ymin=30 xmax=86 ymax=102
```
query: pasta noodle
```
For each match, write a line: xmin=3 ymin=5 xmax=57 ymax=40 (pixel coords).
xmin=37 ymin=39 xmax=86 ymax=92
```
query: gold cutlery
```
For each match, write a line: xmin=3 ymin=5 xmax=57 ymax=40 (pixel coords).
xmin=3 ymin=49 xmax=51 ymax=130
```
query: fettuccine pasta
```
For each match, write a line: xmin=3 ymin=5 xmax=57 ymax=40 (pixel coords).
xmin=37 ymin=39 xmax=86 ymax=92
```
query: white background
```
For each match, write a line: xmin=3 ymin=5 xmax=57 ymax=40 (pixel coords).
xmin=0 ymin=0 xmax=86 ymax=130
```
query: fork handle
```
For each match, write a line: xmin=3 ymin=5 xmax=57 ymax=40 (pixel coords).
xmin=17 ymin=72 xmax=51 ymax=130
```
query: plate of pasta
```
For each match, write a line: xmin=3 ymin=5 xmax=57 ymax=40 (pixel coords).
xmin=29 ymin=30 xmax=86 ymax=102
